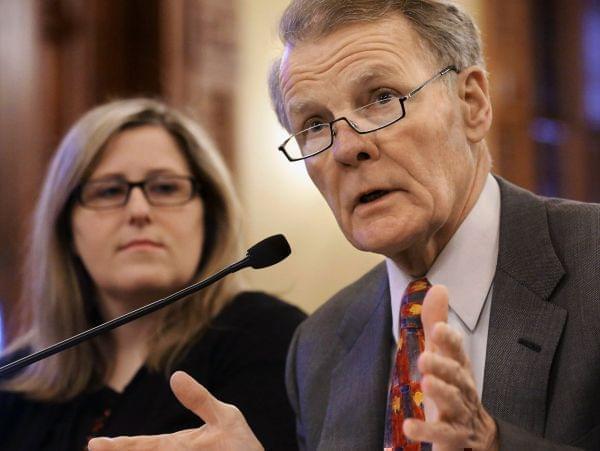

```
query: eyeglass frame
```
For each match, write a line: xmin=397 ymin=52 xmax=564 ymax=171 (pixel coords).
xmin=74 ymin=174 xmax=201 ymax=210
xmin=278 ymin=65 xmax=459 ymax=162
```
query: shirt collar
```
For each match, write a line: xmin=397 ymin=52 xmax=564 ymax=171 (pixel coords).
xmin=387 ymin=174 xmax=501 ymax=339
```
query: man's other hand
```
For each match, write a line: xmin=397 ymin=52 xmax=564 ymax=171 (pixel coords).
xmin=88 ymin=371 xmax=264 ymax=451
xmin=404 ymin=285 xmax=499 ymax=451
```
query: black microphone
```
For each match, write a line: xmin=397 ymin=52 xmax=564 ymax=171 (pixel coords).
xmin=247 ymin=233 xmax=291 ymax=268
xmin=0 ymin=234 xmax=291 ymax=377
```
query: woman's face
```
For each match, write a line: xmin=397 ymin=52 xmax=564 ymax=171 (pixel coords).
xmin=71 ymin=125 xmax=205 ymax=305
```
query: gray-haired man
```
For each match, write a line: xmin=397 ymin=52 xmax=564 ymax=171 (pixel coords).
xmin=90 ymin=1 xmax=600 ymax=450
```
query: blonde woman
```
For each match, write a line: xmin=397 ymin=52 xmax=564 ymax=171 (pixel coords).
xmin=0 ymin=98 xmax=305 ymax=450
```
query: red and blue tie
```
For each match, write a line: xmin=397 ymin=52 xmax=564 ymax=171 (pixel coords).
xmin=384 ymin=278 xmax=432 ymax=451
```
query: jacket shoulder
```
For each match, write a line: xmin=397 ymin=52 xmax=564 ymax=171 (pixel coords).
xmin=297 ymin=262 xmax=387 ymax=339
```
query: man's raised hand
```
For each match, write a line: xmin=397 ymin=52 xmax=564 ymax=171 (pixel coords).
xmin=88 ymin=371 xmax=263 ymax=451
xmin=403 ymin=285 xmax=498 ymax=451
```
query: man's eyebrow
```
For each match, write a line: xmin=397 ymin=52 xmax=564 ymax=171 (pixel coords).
xmin=288 ymin=100 xmax=314 ymax=116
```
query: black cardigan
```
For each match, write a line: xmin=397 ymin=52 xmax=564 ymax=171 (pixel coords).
xmin=0 ymin=291 xmax=306 ymax=451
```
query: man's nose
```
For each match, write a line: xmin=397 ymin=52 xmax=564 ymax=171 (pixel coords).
xmin=330 ymin=119 xmax=380 ymax=165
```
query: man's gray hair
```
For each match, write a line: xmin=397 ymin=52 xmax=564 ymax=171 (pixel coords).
xmin=269 ymin=0 xmax=485 ymax=130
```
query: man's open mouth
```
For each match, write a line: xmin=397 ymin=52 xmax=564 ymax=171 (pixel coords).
xmin=359 ymin=190 xmax=389 ymax=203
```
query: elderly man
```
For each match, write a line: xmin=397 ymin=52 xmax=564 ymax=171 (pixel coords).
xmin=90 ymin=1 xmax=599 ymax=450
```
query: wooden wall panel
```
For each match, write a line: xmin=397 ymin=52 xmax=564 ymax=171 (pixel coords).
xmin=483 ymin=0 xmax=598 ymax=201
xmin=483 ymin=1 xmax=537 ymax=192
xmin=161 ymin=0 xmax=238 ymax=168
xmin=0 ymin=0 xmax=45 ymax=336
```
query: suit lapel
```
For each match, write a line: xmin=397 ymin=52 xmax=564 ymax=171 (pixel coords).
xmin=483 ymin=178 xmax=566 ymax=434
xmin=318 ymin=264 xmax=393 ymax=450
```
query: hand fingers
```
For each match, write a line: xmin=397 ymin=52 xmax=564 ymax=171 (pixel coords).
xmin=88 ymin=429 xmax=200 ymax=451
xmin=422 ymin=285 xmax=449 ymax=352
xmin=170 ymin=371 xmax=222 ymax=424
xmin=88 ymin=434 xmax=169 ymax=451
xmin=403 ymin=418 xmax=473 ymax=449
xmin=170 ymin=371 xmax=244 ymax=428
xmin=418 ymin=351 xmax=478 ymax=404
xmin=88 ymin=437 xmax=117 ymax=451
xmin=430 ymin=322 xmax=470 ymax=369
xmin=404 ymin=412 xmax=498 ymax=451
xmin=421 ymin=374 xmax=471 ymax=421
xmin=89 ymin=373 xmax=262 ymax=451
xmin=422 ymin=286 xmax=470 ymax=369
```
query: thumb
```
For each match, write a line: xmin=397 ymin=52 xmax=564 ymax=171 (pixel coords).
xmin=87 ymin=437 xmax=117 ymax=450
xmin=421 ymin=284 xmax=449 ymax=351
xmin=170 ymin=371 xmax=222 ymax=424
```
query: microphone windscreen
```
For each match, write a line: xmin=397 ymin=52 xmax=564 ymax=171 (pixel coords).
xmin=247 ymin=234 xmax=291 ymax=269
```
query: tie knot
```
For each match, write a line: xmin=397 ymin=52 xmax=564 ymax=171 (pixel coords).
xmin=400 ymin=277 xmax=431 ymax=329
xmin=406 ymin=277 xmax=431 ymax=296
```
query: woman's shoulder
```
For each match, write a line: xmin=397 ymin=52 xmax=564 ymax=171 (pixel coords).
xmin=182 ymin=292 xmax=306 ymax=368
xmin=0 ymin=374 xmax=39 ymax=444
xmin=220 ymin=291 xmax=307 ymax=327
xmin=0 ymin=379 xmax=65 ymax=450
xmin=0 ymin=387 xmax=33 ymax=419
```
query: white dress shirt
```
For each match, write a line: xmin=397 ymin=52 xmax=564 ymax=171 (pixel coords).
xmin=386 ymin=174 xmax=501 ymax=397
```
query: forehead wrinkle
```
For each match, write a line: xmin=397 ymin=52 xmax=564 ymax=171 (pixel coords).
xmin=346 ymin=64 xmax=405 ymax=87
xmin=282 ymin=45 xmax=413 ymax=109
xmin=279 ymin=33 xmax=419 ymax=102
xmin=281 ymin=16 xmax=420 ymax=78
xmin=286 ymin=64 xmax=400 ymax=111
xmin=280 ymin=18 xmax=431 ymax=123
xmin=284 ymin=40 xmax=410 ymax=82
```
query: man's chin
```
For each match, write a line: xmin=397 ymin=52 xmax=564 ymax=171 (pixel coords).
xmin=347 ymin=216 xmax=420 ymax=250
xmin=348 ymin=233 xmax=412 ymax=259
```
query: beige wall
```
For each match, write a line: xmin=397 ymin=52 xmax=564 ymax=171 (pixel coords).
xmin=234 ymin=0 xmax=483 ymax=314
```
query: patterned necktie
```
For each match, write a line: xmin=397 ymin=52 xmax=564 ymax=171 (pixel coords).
xmin=384 ymin=277 xmax=432 ymax=451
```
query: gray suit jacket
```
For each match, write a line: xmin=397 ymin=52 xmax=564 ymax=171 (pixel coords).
xmin=286 ymin=178 xmax=600 ymax=450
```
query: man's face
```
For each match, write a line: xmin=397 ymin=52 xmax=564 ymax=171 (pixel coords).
xmin=279 ymin=16 xmax=487 ymax=265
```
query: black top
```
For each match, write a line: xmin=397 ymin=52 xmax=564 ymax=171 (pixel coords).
xmin=0 ymin=291 xmax=306 ymax=451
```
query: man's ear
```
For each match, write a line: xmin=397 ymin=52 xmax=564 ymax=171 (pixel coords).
xmin=457 ymin=66 xmax=492 ymax=144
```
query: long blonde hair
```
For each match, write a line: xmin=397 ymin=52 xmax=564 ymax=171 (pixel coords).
xmin=3 ymin=98 xmax=244 ymax=400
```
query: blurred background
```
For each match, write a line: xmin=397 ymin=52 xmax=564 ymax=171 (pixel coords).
xmin=0 ymin=0 xmax=599 ymax=345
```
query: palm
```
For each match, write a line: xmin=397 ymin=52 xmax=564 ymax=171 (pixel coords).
xmin=88 ymin=371 xmax=263 ymax=451
xmin=402 ymin=285 xmax=497 ymax=451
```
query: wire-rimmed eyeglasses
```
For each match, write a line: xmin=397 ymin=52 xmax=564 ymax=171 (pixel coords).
xmin=76 ymin=174 xmax=199 ymax=209
xmin=278 ymin=65 xmax=459 ymax=162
